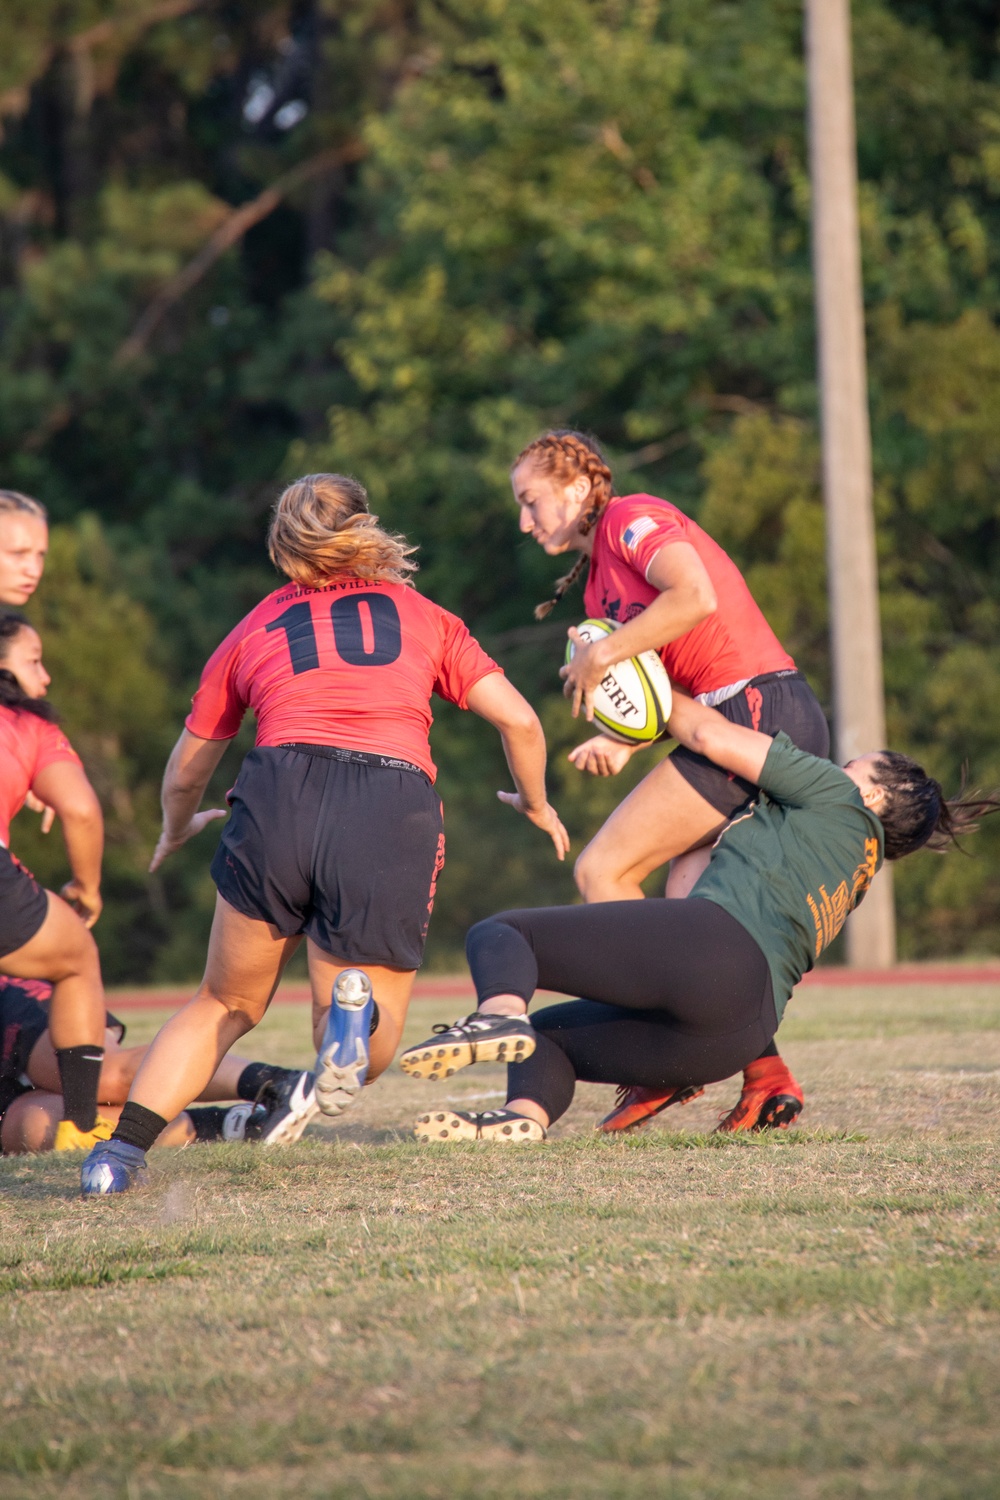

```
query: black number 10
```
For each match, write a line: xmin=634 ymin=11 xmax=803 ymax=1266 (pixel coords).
xmin=265 ymin=593 xmax=402 ymax=674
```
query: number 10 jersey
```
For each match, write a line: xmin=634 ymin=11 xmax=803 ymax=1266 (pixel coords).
xmin=185 ymin=578 xmax=500 ymax=783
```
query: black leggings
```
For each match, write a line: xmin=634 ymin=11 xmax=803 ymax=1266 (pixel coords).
xmin=465 ymin=899 xmax=777 ymax=1124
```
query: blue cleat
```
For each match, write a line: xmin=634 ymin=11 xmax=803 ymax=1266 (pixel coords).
xmin=80 ymin=1139 xmax=149 ymax=1197
xmin=314 ymin=969 xmax=373 ymax=1117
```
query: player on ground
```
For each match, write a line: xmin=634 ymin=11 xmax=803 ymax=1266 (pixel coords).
xmin=82 ymin=472 xmax=568 ymax=1194
xmin=0 ymin=975 xmax=315 ymax=1152
xmin=402 ymin=693 xmax=997 ymax=1141
xmin=512 ymin=429 xmax=829 ymax=1132
xmin=0 ymin=610 xmax=111 ymax=1149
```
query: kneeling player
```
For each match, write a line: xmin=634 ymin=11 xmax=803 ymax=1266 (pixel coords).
xmin=0 ymin=612 xmax=111 ymax=1147
xmin=401 ymin=693 xmax=996 ymax=1141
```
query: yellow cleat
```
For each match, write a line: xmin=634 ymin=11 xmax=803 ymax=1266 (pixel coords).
xmin=52 ymin=1115 xmax=115 ymax=1152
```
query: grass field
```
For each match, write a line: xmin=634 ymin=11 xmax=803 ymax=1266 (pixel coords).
xmin=1 ymin=980 xmax=998 ymax=1500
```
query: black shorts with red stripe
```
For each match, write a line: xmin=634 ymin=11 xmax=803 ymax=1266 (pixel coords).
xmin=0 ymin=846 xmax=48 ymax=960
xmin=211 ymin=744 xmax=445 ymax=971
xmin=671 ymin=671 xmax=830 ymax=817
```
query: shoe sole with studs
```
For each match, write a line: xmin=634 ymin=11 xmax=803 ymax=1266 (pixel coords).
xmin=414 ymin=1111 xmax=544 ymax=1143
xmin=400 ymin=1032 xmax=535 ymax=1082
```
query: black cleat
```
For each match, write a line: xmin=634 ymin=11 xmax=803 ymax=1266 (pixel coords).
xmin=400 ymin=1013 xmax=536 ymax=1081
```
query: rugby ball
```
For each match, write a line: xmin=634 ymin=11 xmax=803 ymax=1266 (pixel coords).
xmin=565 ymin=619 xmax=672 ymax=745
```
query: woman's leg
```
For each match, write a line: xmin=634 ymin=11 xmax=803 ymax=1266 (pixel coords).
xmin=461 ymin=900 xmax=776 ymax=1127
xmin=306 ymin=945 xmax=415 ymax=1080
xmin=126 ymin=894 xmax=301 ymax=1123
xmin=506 ymin=992 xmax=777 ymax=1127
xmin=1 ymin=892 xmax=105 ymax=1051
xmin=26 ymin=1028 xmax=261 ymax=1106
xmin=467 ymin=898 xmax=769 ymax=1025
xmin=1 ymin=1094 xmax=196 ymax=1154
xmin=1 ymin=893 xmax=107 ymax=1131
xmin=574 ymin=759 xmax=726 ymax=901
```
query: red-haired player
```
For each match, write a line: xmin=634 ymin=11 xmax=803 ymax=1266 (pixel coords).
xmin=83 ymin=473 xmax=568 ymax=1194
xmin=511 ymin=429 xmax=831 ymax=1134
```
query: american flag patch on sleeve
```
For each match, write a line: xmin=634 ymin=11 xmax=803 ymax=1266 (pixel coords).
xmin=621 ymin=516 xmax=658 ymax=552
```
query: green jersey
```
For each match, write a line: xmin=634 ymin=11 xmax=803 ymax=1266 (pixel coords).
xmin=690 ymin=733 xmax=884 ymax=1019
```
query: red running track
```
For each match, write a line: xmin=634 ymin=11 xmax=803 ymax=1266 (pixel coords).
xmin=106 ymin=964 xmax=1000 ymax=1011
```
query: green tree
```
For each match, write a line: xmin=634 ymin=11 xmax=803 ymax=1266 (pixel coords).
xmin=2 ymin=1 xmax=1000 ymax=971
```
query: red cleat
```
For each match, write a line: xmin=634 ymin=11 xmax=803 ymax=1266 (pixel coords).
xmin=598 ymin=1083 xmax=705 ymax=1134
xmin=715 ymin=1057 xmax=804 ymax=1133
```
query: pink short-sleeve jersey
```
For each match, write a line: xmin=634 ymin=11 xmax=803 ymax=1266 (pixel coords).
xmin=0 ymin=705 xmax=81 ymax=846
xmin=185 ymin=578 xmax=501 ymax=783
xmin=583 ymin=494 xmax=794 ymax=697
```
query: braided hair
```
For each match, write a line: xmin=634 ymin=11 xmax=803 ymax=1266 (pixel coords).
xmin=0 ymin=613 xmax=56 ymax=722
xmin=512 ymin=430 xmax=615 ymax=620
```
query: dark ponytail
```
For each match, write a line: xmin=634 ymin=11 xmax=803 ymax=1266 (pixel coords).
xmin=871 ymin=751 xmax=1000 ymax=860
xmin=0 ymin=614 xmax=56 ymax=723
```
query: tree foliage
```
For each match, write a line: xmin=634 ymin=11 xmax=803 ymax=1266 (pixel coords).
xmin=1 ymin=0 xmax=999 ymax=974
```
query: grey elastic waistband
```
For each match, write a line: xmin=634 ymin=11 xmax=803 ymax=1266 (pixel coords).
xmin=278 ymin=743 xmax=424 ymax=776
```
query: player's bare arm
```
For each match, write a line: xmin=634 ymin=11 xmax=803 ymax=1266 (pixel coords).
xmin=31 ymin=760 xmax=105 ymax=927
xmin=465 ymin=672 xmax=570 ymax=861
xmin=150 ymin=729 xmax=230 ymax=871
xmin=667 ymin=692 xmax=773 ymax=787
xmin=560 ymin=543 xmax=716 ymax=722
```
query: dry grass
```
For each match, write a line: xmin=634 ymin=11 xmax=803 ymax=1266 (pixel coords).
xmin=1 ymin=980 xmax=998 ymax=1500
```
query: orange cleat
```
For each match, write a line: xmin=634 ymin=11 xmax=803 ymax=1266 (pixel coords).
xmin=598 ymin=1083 xmax=705 ymax=1134
xmin=714 ymin=1057 xmax=803 ymax=1133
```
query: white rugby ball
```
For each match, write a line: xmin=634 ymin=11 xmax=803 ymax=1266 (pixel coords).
xmin=565 ymin=619 xmax=672 ymax=745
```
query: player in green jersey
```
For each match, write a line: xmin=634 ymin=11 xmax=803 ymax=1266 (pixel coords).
xmin=401 ymin=692 xmax=996 ymax=1143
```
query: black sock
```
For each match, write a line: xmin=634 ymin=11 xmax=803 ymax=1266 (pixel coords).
xmin=758 ymin=1040 xmax=780 ymax=1059
xmin=186 ymin=1106 xmax=231 ymax=1142
xmin=55 ymin=1045 xmax=104 ymax=1131
xmin=237 ymin=1062 xmax=297 ymax=1102
xmin=112 ymin=1100 xmax=168 ymax=1153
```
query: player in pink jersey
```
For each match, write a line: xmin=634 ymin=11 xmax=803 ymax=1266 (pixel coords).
xmin=83 ymin=473 xmax=569 ymax=1194
xmin=511 ymin=430 xmax=831 ymax=1133
xmin=0 ymin=609 xmax=117 ymax=1150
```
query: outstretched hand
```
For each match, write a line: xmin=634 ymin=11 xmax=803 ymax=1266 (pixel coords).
xmin=496 ymin=791 xmax=570 ymax=861
xmin=567 ymin=734 xmax=636 ymax=777
xmin=149 ymin=808 xmax=228 ymax=872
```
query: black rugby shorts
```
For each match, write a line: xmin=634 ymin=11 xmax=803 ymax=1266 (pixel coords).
xmin=0 ymin=846 xmax=48 ymax=959
xmin=211 ymin=745 xmax=446 ymax=971
xmin=671 ymin=670 xmax=830 ymax=817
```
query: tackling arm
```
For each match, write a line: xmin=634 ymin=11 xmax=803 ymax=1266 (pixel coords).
xmin=667 ymin=692 xmax=773 ymax=785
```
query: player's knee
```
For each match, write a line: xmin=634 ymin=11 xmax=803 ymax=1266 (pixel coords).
xmin=46 ymin=921 xmax=101 ymax=983
xmin=195 ymin=986 xmax=265 ymax=1031
xmin=574 ymin=843 xmax=606 ymax=901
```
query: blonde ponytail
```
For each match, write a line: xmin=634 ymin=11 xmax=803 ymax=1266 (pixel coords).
xmin=268 ymin=473 xmax=417 ymax=587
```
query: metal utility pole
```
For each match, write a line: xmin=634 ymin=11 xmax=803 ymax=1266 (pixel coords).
xmin=805 ymin=0 xmax=896 ymax=967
